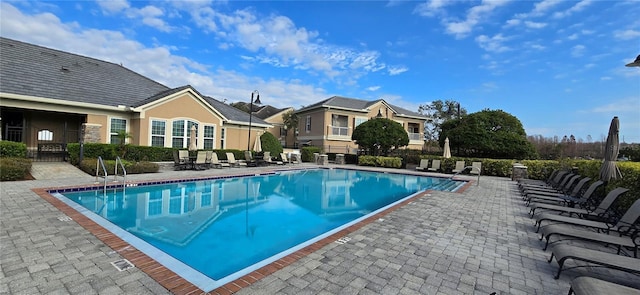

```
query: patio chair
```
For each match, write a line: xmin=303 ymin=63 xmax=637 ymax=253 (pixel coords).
xmin=244 ymin=151 xmax=258 ymax=167
xmin=517 ymin=169 xmax=560 ymax=186
xmin=173 ymin=150 xmax=188 ymax=170
xmin=210 ymin=152 xmax=230 ymax=168
xmin=289 ymin=153 xmax=301 ymax=164
xmin=452 ymin=161 xmax=465 ymax=173
xmin=548 ymin=244 xmax=640 ymax=279
xmin=205 ymin=150 xmax=213 ymax=168
xmin=519 ymin=170 xmax=570 ymax=191
xmin=529 ymin=181 xmax=612 ymax=218
xmin=415 ymin=159 xmax=429 ymax=171
xmin=226 ymin=152 xmax=247 ymax=167
xmin=539 ymin=195 xmax=639 ymax=253
xmin=263 ymin=151 xmax=283 ymax=165
xmin=193 ymin=151 xmax=208 ymax=170
xmin=470 ymin=162 xmax=481 ymax=175
xmin=524 ymin=177 xmax=591 ymax=206
xmin=521 ymin=174 xmax=579 ymax=197
xmin=280 ymin=153 xmax=291 ymax=164
xmin=568 ymin=276 xmax=640 ymax=295
xmin=428 ymin=159 xmax=441 ymax=172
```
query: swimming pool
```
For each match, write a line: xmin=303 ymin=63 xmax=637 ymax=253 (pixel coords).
xmin=51 ymin=168 xmax=465 ymax=292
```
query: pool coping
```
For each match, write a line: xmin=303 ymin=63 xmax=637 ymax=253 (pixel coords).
xmin=33 ymin=168 xmax=474 ymax=295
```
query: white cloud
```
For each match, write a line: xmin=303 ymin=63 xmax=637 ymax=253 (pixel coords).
xmin=529 ymin=44 xmax=546 ymax=50
xmin=97 ymin=1 xmax=174 ymax=32
xmin=531 ymin=0 xmax=562 ymax=16
xmin=413 ymin=0 xmax=452 ymax=17
xmin=553 ymin=0 xmax=592 ymax=18
xmin=367 ymin=86 xmax=381 ymax=91
xmin=524 ymin=21 xmax=547 ymax=29
xmin=571 ymin=44 xmax=585 ymax=57
xmin=567 ymin=33 xmax=578 ymax=40
xmin=388 ymin=66 xmax=408 ymax=76
xmin=97 ymin=0 xmax=129 ymax=14
xmin=600 ymin=76 xmax=611 ymax=80
xmin=505 ymin=19 xmax=520 ymax=27
xmin=443 ymin=0 xmax=511 ymax=39
xmin=475 ymin=34 xmax=510 ymax=53
xmin=0 ymin=2 xmax=330 ymax=109
xmin=614 ymin=29 xmax=640 ymax=40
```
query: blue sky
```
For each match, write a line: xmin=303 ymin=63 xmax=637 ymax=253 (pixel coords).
xmin=1 ymin=0 xmax=639 ymax=143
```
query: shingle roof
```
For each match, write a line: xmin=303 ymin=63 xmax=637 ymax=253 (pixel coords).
xmin=0 ymin=37 xmax=169 ymax=107
xmin=254 ymin=105 xmax=290 ymax=120
xmin=0 ymin=37 xmax=267 ymax=125
xmin=296 ymin=96 xmax=426 ymax=119
xmin=203 ymin=96 xmax=268 ymax=125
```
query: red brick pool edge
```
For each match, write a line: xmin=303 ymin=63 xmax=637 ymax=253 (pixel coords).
xmin=33 ymin=178 xmax=471 ymax=295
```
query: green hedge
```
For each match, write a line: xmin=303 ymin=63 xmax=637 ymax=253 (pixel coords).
xmin=0 ymin=141 xmax=28 ymax=158
xmin=358 ymin=156 xmax=402 ymax=168
xmin=301 ymin=147 xmax=322 ymax=162
xmin=79 ymin=158 xmax=159 ymax=175
xmin=0 ymin=157 xmax=32 ymax=181
xmin=67 ymin=143 xmax=246 ymax=164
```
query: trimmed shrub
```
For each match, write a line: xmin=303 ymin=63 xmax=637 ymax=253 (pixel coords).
xmin=0 ymin=157 xmax=32 ymax=181
xmin=260 ymin=132 xmax=283 ymax=157
xmin=358 ymin=156 xmax=402 ymax=168
xmin=0 ymin=141 xmax=28 ymax=158
xmin=301 ymin=147 xmax=322 ymax=162
xmin=79 ymin=158 xmax=159 ymax=175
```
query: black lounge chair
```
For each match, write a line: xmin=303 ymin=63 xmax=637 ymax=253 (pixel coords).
xmin=519 ymin=170 xmax=569 ymax=191
xmin=521 ymin=174 xmax=580 ymax=197
xmin=517 ymin=169 xmax=559 ymax=186
xmin=568 ymin=276 xmax=640 ymax=295
xmin=548 ymin=244 xmax=640 ymax=279
xmin=525 ymin=177 xmax=591 ymax=206
xmin=173 ymin=150 xmax=188 ymax=170
xmin=539 ymin=198 xmax=639 ymax=258
xmin=536 ymin=188 xmax=640 ymax=233
xmin=529 ymin=180 xmax=605 ymax=217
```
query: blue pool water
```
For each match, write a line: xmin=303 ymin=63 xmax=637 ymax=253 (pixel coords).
xmin=55 ymin=168 xmax=464 ymax=290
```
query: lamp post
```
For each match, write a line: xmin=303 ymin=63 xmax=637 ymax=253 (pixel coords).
xmin=247 ymin=90 xmax=262 ymax=152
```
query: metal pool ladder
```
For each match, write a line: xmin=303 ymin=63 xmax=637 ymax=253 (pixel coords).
xmin=114 ymin=156 xmax=127 ymax=188
xmin=449 ymin=166 xmax=481 ymax=186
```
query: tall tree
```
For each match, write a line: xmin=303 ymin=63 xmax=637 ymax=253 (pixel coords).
xmin=281 ymin=110 xmax=299 ymax=137
xmin=418 ymin=99 xmax=467 ymax=144
xmin=352 ymin=118 xmax=409 ymax=156
xmin=440 ymin=109 xmax=537 ymax=159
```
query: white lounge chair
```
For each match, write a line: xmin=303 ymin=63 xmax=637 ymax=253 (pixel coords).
xmin=415 ymin=159 xmax=429 ymax=171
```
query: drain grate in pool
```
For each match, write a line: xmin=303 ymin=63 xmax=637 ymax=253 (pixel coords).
xmin=111 ymin=259 xmax=134 ymax=271
xmin=335 ymin=236 xmax=351 ymax=244
xmin=57 ymin=215 xmax=72 ymax=222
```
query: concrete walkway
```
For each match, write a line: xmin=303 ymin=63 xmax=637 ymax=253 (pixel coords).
xmin=1 ymin=162 xmax=636 ymax=294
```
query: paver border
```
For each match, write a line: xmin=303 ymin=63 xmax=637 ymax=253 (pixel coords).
xmin=32 ymin=170 xmax=473 ymax=294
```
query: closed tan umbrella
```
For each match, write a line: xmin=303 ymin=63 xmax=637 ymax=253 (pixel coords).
xmin=253 ymin=132 xmax=262 ymax=152
xmin=443 ymin=137 xmax=451 ymax=158
xmin=599 ymin=116 xmax=622 ymax=182
xmin=188 ymin=125 xmax=197 ymax=151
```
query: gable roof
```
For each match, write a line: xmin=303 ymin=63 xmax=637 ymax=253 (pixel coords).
xmin=0 ymin=37 xmax=269 ymax=126
xmin=203 ymin=96 xmax=269 ymax=126
xmin=254 ymin=105 xmax=291 ymax=120
xmin=295 ymin=96 xmax=427 ymax=120
xmin=0 ymin=37 xmax=169 ymax=107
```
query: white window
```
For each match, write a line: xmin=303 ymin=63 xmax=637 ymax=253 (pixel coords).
xmin=305 ymin=115 xmax=311 ymax=132
xmin=172 ymin=120 xmax=198 ymax=149
xmin=110 ymin=118 xmax=127 ymax=144
xmin=203 ymin=125 xmax=215 ymax=149
xmin=37 ymin=130 xmax=54 ymax=141
xmin=151 ymin=120 xmax=166 ymax=147
xmin=219 ymin=128 xmax=226 ymax=149
xmin=354 ymin=117 xmax=367 ymax=128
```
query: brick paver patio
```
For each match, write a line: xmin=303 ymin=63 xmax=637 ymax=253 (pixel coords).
xmin=1 ymin=162 xmax=637 ymax=294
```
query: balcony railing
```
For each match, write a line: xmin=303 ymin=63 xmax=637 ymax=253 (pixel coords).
xmin=331 ymin=126 xmax=349 ymax=136
xmin=408 ymin=132 xmax=422 ymax=141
